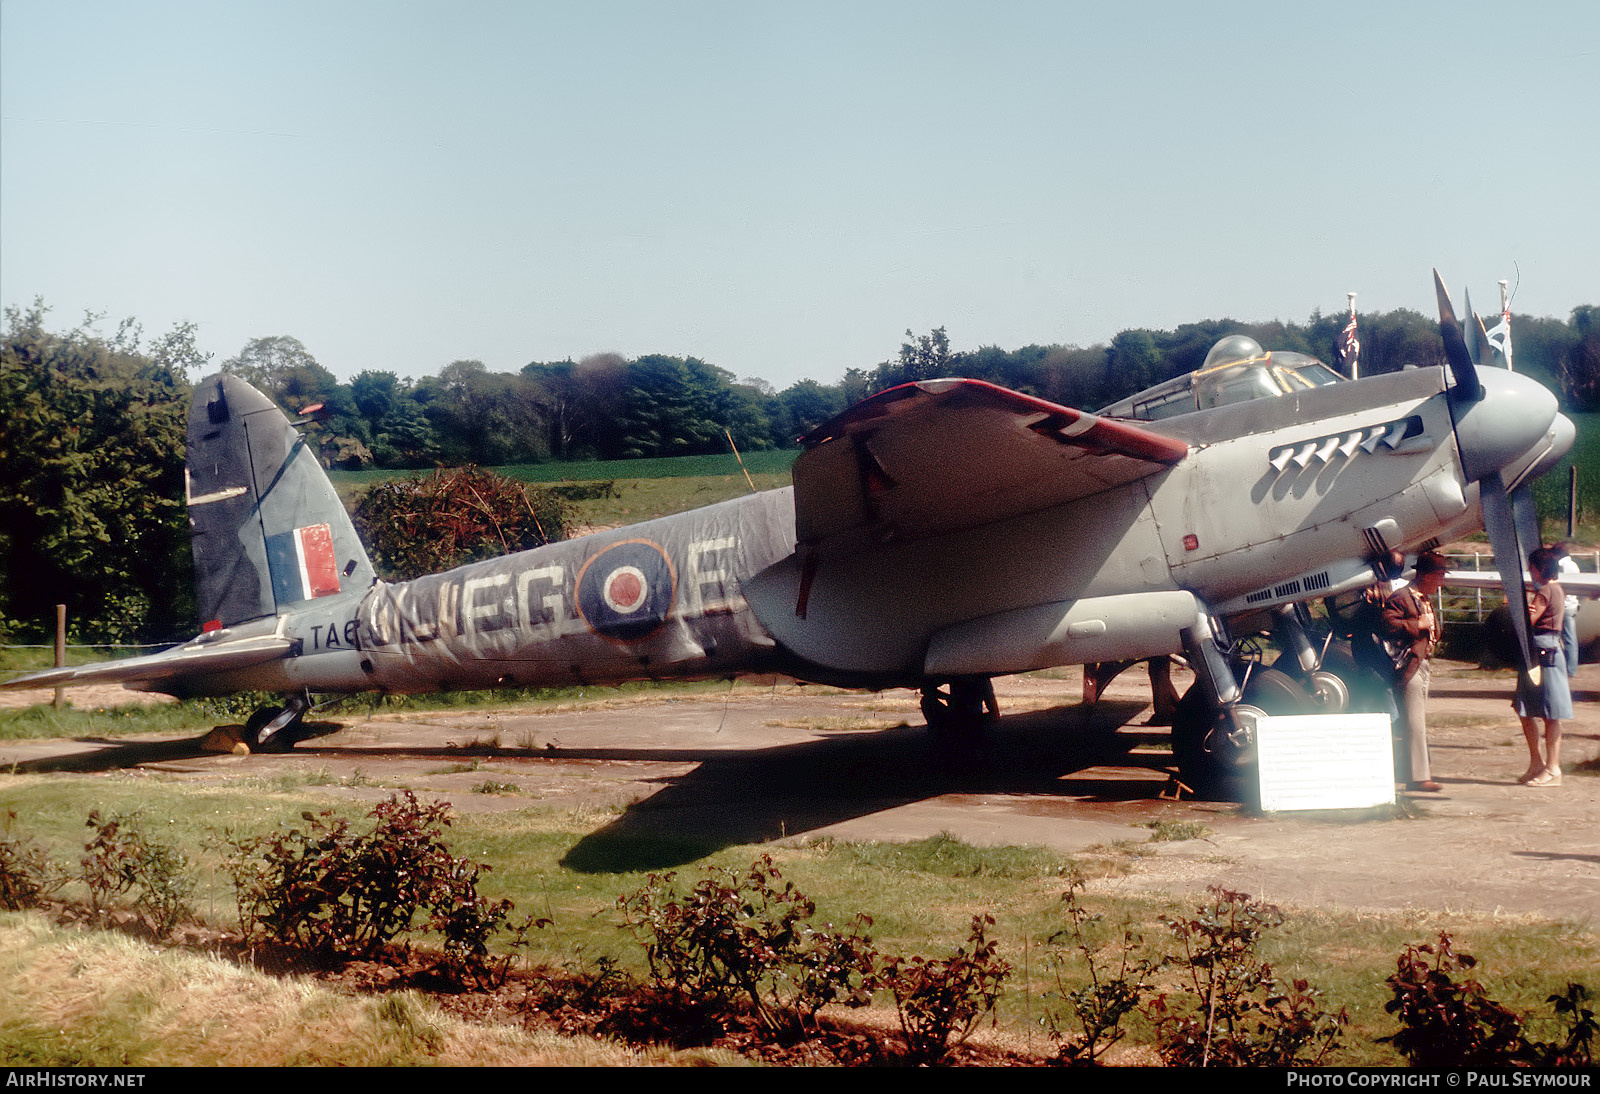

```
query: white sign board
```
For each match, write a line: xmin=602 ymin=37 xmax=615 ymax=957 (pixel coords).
xmin=1255 ymin=712 xmax=1395 ymax=812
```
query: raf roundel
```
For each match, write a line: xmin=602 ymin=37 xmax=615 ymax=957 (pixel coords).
xmin=575 ymin=539 xmax=676 ymax=641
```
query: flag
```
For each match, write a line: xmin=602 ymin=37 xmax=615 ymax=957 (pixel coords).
xmin=265 ymin=523 xmax=343 ymax=606
xmin=1338 ymin=308 xmax=1360 ymax=377
xmin=1485 ymin=301 xmax=1514 ymax=371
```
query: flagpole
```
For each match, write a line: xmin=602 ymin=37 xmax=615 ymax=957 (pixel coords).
xmin=1344 ymin=291 xmax=1359 ymax=379
xmin=1498 ymin=279 xmax=1513 ymax=372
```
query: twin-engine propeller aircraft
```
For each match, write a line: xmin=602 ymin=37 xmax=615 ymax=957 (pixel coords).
xmin=4 ymin=272 xmax=1575 ymax=793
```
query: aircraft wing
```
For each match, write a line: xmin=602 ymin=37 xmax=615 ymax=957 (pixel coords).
xmin=0 ymin=633 xmax=294 ymax=695
xmin=793 ymin=378 xmax=1188 ymax=554
xmin=1444 ymin=570 xmax=1600 ymax=596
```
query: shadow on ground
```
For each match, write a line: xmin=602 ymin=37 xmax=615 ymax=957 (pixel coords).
xmin=558 ymin=699 xmax=1164 ymax=871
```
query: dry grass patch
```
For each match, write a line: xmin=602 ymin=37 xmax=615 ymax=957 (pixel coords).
xmin=763 ymin=716 xmax=903 ymax=732
xmin=0 ymin=913 xmax=738 ymax=1066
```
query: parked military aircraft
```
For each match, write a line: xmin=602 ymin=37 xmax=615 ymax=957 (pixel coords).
xmin=4 ymin=272 xmax=1575 ymax=791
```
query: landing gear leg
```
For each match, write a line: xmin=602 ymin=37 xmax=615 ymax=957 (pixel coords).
xmin=1270 ymin=604 xmax=1350 ymax=713
xmin=244 ymin=693 xmax=309 ymax=753
xmin=1172 ymin=618 xmax=1272 ymax=798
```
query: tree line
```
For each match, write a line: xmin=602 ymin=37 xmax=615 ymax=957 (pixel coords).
xmin=223 ymin=305 xmax=1600 ymax=473
xmin=3 ymin=297 xmax=1596 ymax=642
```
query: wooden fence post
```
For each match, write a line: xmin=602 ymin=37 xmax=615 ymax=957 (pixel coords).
xmin=54 ymin=604 xmax=66 ymax=710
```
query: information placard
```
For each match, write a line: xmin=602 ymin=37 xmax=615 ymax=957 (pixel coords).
xmin=1255 ymin=712 xmax=1395 ymax=812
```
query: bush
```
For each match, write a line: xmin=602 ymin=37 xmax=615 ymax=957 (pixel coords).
xmin=0 ymin=811 xmax=66 ymax=911
xmin=80 ymin=811 xmax=193 ymax=936
xmin=223 ymin=792 xmax=514 ymax=966
xmin=1045 ymin=873 xmax=1153 ymax=1064
xmin=353 ymin=467 xmax=567 ymax=581
xmin=1149 ymin=887 xmax=1345 ymax=1066
xmin=617 ymin=855 xmax=878 ymax=1038
xmin=430 ymin=858 xmax=545 ymax=989
xmin=879 ymin=913 xmax=1011 ymax=1065
xmin=1380 ymin=933 xmax=1595 ymax=1067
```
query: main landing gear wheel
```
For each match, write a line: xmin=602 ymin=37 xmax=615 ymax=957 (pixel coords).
xmin=243 ymin=696 xmax=309 ymax=753
xmin=1273 ymin=638 xmax=1356 ymax=714
xmin=1279 ymin=639 xmax=1392 ymax=718
xmin=920 ymin=678 xmax=999 ymax=744
xmin=1172 ymin=667 xmax=1312 ymax=799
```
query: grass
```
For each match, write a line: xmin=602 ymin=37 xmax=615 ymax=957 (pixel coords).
xmin=2 ymin=775 xmax=1592 ymax=1065
xmin=0 ymin=700 xmax=225 ymax=740
xmin=1138 ymin=819 xmax=1212 ymax=842
xmin=329 ymin=448 xmax=798 ymax=491
xmin=553 ymin=472 xmax=793 ymax=530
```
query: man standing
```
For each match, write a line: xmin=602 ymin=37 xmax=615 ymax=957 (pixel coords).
xmin=1353 ymin=551 xmax=1450 ymax=792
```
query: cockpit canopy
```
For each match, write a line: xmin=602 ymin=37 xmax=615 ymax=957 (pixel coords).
xmin=1097 ymin=336 xmax=1346 ymax=422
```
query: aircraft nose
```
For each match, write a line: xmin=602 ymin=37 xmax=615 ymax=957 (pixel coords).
xmin=1452 ymin=368 xmax=1560 ymax=484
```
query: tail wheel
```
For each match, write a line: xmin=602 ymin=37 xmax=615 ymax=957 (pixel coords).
xmin=243 ymin=700 xmax=306 ymax=753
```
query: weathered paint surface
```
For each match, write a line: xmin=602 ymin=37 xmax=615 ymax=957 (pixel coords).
xmin=354 ymin=488 xmax=796 ymax=691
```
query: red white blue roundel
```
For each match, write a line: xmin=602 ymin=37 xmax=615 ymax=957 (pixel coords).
xmin=575 ymin=539 xmax=676 ymax=641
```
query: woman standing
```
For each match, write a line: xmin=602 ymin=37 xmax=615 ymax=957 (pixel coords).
xmin=1516 ymin=546 xmax=1572 ymax=786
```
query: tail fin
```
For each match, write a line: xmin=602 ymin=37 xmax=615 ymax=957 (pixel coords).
xmin=186 ymin=373 xmax=376 ymax=628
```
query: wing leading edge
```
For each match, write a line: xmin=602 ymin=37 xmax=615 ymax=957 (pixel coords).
xmin=792 ymin=378 xmax=1189 ymax=553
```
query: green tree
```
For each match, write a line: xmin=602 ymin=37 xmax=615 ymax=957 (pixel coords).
xmin=421 ymin=360 xmax=544 ymax=466
xmin=0 ymin=304 xmax=195 ymax=641
xmin=223 ymin=336 xmax=378 ymax=468
xmin=1349 ymin=309 xmax=1442 ymax=377
xmin=223 ymin=335 xmax=336 ymax=407
xmin=1558 ymin=305 xmax=1600 ymax=412
xmin=776 ymin=379 xmax=846 ymax=440
xmin=870 ymin=327 xmax=955 ymax=393
xmin=611 ymin=355 xmax=727 ymax=459
xmin=1107 ymin=329 xmax=1161 ymax=395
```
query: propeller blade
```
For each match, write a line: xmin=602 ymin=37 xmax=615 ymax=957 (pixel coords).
xmin=1481 ymin=470 xmax=1534 ymax=677
xmin=1434 ymin=269 xmax=1482 ymax=401
xmin=1511 ymin=482 xmax=1542 ymax=562
xmin=1463 ymin=286 xmax=1485 ymax=366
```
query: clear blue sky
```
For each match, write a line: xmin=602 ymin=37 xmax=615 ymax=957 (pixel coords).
xmin=3 ymin=0 xmax=1595 ymax=391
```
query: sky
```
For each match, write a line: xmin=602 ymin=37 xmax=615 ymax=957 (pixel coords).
xmin=2 ymin=0 xmax=1596 ymax=392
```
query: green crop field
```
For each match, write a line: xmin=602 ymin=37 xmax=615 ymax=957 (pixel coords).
xmin=329 ymin=448 xmax=797 ymax=491
xmin=1531 ymin=411 xmax=1599 ymax=544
